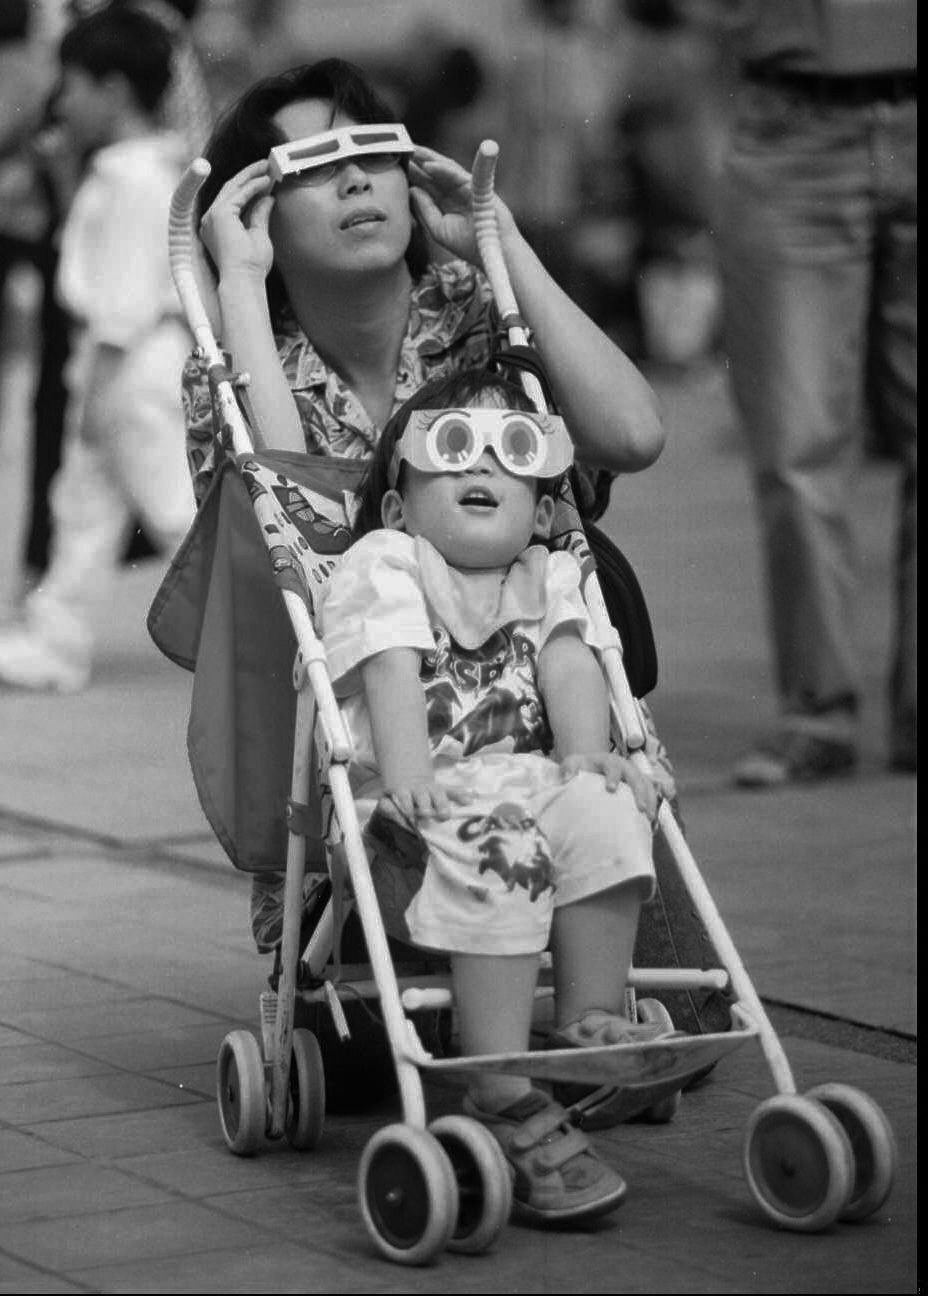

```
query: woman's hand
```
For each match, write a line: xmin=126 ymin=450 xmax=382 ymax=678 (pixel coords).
xmin=560 ymin=752 xmax=661 ymax=823
xmin=198 ymin=159 xmax=276 ymax=284
xmin=408 ymin=144 xmax=519 ymax=265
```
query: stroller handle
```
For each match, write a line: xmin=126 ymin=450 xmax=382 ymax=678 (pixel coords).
xmin=469 ymin=140 xmax=645 ymax=750
xmin=168 ymin=157 xmax=222 ymax=363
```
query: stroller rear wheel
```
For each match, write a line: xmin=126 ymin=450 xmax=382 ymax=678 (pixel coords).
xmin=217 ymin=1029 xmax=266 ymax=1156
xmin=286 ymin=1027 xmax=325 ymax=1150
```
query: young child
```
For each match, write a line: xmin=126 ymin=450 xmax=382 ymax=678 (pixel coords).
xmin=0 ymin=4 xmax=195 ymax=692
xmin=319 ymin=368 xmax=666 ymax=1225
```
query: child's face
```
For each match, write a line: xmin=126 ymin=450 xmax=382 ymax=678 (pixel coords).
xmin=268 ymin=98 xmax=413 ymax=283
xmin=382 ymin=448 xmax=555 ymax=570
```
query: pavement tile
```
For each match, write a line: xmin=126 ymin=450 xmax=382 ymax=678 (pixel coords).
xmin=0 ymin=1255 xmax=85 ymax=1295
xmin=113 ymin=1144 xmax=343 ymax=1199
xmin=7 ymin=997 xmax=227 ymax=1044
xmin=0 ymin=1071 xmax=200 ymax=1126
xmin=22 ymin=1102 xmax=218 ymax=1161
xmin=0 ymin=972 xmax=138 ymax=1014
xmin=0 ymin=1040 xmax=117 ymax=1084
xmin=72 ymin=1023 xmax=230 ymax=1074
xmin=0 ymin=1200 xmax=273 ymax=1273
xmin=0 ymin=1161 xmax=175 ymax=1224
xmin=0 ymin=1129 xmax=79 ymax=1173
xmin=73 ymin=1242 xmax=386 ymax=1295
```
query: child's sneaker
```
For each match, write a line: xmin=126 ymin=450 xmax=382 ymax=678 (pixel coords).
xmin=548 ymin=1009 xmax=682 ymax=1130
xmin=462 ymin=1087 xmax=626 ymax=1225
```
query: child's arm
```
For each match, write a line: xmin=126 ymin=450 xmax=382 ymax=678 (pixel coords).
xmin=360 ymin=647 xmax=458 ymax=821
xmin=538 ymin=625 xmax=658 ymax=820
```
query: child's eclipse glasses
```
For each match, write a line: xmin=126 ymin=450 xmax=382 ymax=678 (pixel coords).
xmin=388 ymin=409 xmax=574 ymax=488
xmin=268 ymin=123 xmax=414 ymax=187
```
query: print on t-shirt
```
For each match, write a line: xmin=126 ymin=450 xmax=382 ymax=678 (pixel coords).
xmin=421 ymin=626 xmax=554 ymax=758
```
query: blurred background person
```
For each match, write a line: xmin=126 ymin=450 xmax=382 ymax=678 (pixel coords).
xmin=718 ymin=0 xmax=917 ymax=784
xmin=0 ymin=2 xmax=200 ymax=692
xmin=0 ymin=0 xmax=73 ymax=605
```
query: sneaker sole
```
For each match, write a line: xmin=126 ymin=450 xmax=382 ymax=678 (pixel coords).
xmin=512 ymin=1179 xmax=627 ymax=1225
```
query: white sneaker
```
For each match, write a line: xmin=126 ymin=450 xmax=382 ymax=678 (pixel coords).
xmin=0 ymin=627 xmax=91 ymax=693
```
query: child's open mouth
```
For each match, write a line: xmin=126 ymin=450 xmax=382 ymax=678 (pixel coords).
xmin=458 ymin=487 xmax=498 ymax=509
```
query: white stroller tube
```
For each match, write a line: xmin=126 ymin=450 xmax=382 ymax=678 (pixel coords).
xmin=168 ymin=158 xmax=221 ymax=362
xmin=470 ymin=141 xmax=645 ymax=751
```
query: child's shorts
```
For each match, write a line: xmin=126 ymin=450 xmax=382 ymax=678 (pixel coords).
xmin=358 ymin=752 xmax=655 ymax=957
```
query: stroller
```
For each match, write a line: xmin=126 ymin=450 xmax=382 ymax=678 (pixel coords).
xmin=150 ymin=144 xmax=898 ymax=1266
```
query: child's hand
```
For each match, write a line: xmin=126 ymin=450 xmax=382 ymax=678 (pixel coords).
xmin=381 ymin=777 xmax=474 ymax=823
xmin=408 ymin=145 xmax=518 ymax=265
xmin=560 ymin=752 xmax=661 ymax=823
xmin=198 ymin=159 xmax=275 ymax=284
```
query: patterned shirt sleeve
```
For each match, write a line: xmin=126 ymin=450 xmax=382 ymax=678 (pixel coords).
xmin=182 ymin=349 xmax=217 ymax=506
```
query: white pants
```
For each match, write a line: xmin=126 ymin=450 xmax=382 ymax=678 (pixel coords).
xmin=28 ymin=321 xmax=195 ymax=660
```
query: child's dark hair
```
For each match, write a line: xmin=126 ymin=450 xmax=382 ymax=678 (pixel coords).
xmin=352 ymin=367 xmax=560 ymax=539
xmin=197 ymin=58 xmax=430 ymax=330
xmin=59 ymin=5 xmax=175 ymax=114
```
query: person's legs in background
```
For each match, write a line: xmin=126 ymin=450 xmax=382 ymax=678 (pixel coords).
xmin=869 ymin=95 xmax=917 ymax=771
xmin=720 ymin=85 xmax=878 ymax=785
xmin=0 ymin=425 xmax=133 ymax=691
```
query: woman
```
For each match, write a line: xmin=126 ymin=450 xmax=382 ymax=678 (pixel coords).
xmin=183 ymin=57 xmax=663 ymax=511
xmin=182 ymin=59 xmax=678 ymax=1002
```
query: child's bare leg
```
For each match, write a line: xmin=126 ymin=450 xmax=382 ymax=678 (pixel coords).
xmin=451 ymin=952 xmax=539 ymax=1110
xmin=550 ymin=881 xmax=645 ymax=1028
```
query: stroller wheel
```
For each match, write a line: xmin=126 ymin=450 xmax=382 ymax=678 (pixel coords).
xmin=286 ymin=1028 xmax=325 ymax=1151
xmin=429 ymin=1115 xmax=513 ymax=1253
xmin=743 ymin=1094 xmax=854 ymax=1231
xmin=805 ymin=1083 xmax=897 ymax=1220
xmin=358 ymin=1124 xmax=458 ymax=1265
xmin=634 ymin=998 xmax=682 ymax=1124
xmin=216 ymin=1030 xmax=266 ymax=1156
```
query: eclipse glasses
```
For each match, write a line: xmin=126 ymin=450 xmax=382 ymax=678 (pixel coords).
xmin=268 ymin=123 xmax=414 ymax=187
xmin=388 ymin=409 xmax=574 ymax=488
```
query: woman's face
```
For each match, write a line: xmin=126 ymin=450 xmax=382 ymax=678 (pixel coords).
xmin=268 ymin=98 xmax=413 ymax=284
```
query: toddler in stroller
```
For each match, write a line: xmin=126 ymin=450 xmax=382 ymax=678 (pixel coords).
xmin=317 ymin=365 xmax=671 ymax=1225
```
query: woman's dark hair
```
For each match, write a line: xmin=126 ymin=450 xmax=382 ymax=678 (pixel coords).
xmin=198 ymin=58 xmax=430 ymax=328
xmin=59 ymin=6 xmax=174 ymax=114
xmin=352 ymin=367 xmax=550 ymax=539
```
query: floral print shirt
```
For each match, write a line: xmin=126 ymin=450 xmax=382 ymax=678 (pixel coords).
xmin=183 ymin=259 xmax=497 ymax=505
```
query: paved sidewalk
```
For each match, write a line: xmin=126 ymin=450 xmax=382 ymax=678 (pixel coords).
xmin=0 ymin=364 xmax=916 ymax=1292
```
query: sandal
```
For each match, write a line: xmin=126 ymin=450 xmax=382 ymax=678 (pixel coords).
xmin=548 ymin=1009 xmax=681 ymax=1131
xmin=462 ymin=1087 xmax=626 ymax=1224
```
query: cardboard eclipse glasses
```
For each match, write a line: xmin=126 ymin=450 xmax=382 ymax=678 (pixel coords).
xmin=268 ymin=123 xmax=414 ymax=186
xmin=388 ymin=409 xmax=574 ymax=488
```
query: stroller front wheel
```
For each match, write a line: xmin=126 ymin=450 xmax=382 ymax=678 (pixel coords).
xmin=217 ymin=1030 xmax=266 ymax=1156
xmin=429 ymin=1115 xmax=513 ymax=1253
xmin=358 ymin=1124 xmax=458 ymax=1265
xmin=743 ymin=1094 xmax=854 ymax=1231
xmin=804 ymin=1083 xmax=897 ymax=1221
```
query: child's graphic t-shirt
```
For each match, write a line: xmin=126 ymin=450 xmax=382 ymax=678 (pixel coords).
xmin=319 ymin=529 xmax=599 ymax=793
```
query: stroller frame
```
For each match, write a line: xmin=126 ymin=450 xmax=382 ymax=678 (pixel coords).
xmin=167 ymin=147 xmax=897 ymax=1265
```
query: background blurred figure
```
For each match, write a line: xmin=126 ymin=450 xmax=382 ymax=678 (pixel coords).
xmin=0 ymin=3 xmax=198 ymax=692
xmin=719 ymin=0 xmax=917 ymax=783
xmin=0 ymin=1 xmax=73 ymax=592
xmin=492 ymin=0 xmax=621 ymax=310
